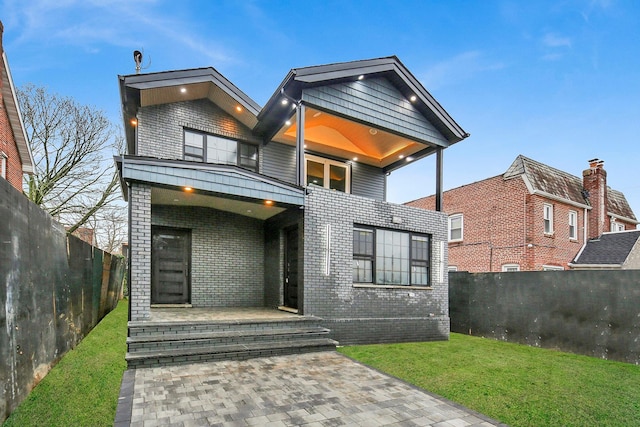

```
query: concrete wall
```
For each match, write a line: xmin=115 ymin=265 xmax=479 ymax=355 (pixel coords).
xmin=152 ymin=205 xmax=264 ymax=307
xmin=449 ymin=270 xmax=640 ymax=364
xmin=0 ymin=178 xmax=125 ymax=423
xmin=303 ymin=185 xmax=450 ymax=345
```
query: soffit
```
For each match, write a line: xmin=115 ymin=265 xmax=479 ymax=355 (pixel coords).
xmin=271 ymin=107 xmax=425 ymax=168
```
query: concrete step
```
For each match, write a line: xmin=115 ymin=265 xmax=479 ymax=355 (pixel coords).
xmin=125 ymin=338 xmax=339 ymax=368
xmin=126 ymin=326 xmax=331 ymax=352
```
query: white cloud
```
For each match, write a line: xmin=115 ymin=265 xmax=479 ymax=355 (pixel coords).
xmin=419 ymin=51 xmax=506 ymax=90
xmin=542 ymin=33 xmax=572 ymax=48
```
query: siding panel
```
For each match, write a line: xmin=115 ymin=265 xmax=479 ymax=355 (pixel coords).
xmin=261 ymin=141 xmax=296 ymax=184
xmin=351 ymin=163 xmax=385 ymax=201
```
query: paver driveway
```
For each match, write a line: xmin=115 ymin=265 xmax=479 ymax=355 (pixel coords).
xmin=115 ymin=352 xmax=506 ymax=427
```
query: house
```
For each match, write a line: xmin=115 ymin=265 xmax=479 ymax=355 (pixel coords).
xmin=0 ymin=21 xmax=34 ymax=192
xmin=406 ymin=155 xmax=638 ymax=272
xmin=116 ymin=56 xmax=468 ymax=355
xmin=569 ymin=229 xmax=640 ymax=270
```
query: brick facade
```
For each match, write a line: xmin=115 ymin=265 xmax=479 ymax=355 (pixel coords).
xmin=130 ymin=183 xmax=152 ymax=320
xmin=303 ymin=186 xmax=450 ymax=344
xmin=0 ymin=97 xmax=23 ymax=190
xmin=408 ymin=171 xmax=636 ymax=273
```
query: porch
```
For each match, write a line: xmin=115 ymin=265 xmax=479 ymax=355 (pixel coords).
xmin=126 ymin=307 xmax=337 ymax=368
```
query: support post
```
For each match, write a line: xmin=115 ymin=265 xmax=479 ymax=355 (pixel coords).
xmin=436 ymin=147 xmax=443 ymax=212
xmin=295 ymin=103 xmax=306 ymax=187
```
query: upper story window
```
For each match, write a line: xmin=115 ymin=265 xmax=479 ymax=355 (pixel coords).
xmin=569 ymin=210 xmax=577 ymax=240
xmin=543 ymin=203 xmax=554 ymax=234
xmin=352 ymin=226 xmax=431 ymax=287
xmin=611 ymin=220 xmax=625 ymax=232
xmin=543 ymin=265 xmax=564 ymax=271
xmin=448 ymin=214 xmax=463 ymax=242
xmin=184 ymin=129 xmax=258 ymax=172
xmin=502 ymin=264 xmax=520 ymax=272
xmin=0 ymin=152 xmax=6 ymax=179
xmin=305 ymin=154 xmax=350 ymax=193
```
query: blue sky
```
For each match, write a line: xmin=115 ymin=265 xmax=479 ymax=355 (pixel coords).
xmin=2 ymin=0 xmax=639 ymax=219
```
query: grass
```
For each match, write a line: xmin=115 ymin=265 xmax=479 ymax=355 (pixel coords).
xmin=3 ymin=300 xmax=128 ymax=427
xmin=339 ymin=333 xmax=640 ymax=427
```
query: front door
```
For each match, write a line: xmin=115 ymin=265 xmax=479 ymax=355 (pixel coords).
xmin=284 ymin=227 xmax=299 ymax=309
xmin=151 ymin=227 xmax=191 ymax=304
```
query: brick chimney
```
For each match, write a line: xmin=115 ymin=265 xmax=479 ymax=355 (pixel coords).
xmin=583 ymin=159 xmax=608 ymax=239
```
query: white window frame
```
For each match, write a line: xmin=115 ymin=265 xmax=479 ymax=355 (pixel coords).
xmin=448 ymin=266 xmax=458 ymax=272
xmin=448 ymin=213 xmax=463 ymax=242
xmin=0 ymin=152 xmax=6 ymax=179
xmin=543 ymin=265 xmax=564 ymax=271
xmin=305 ymin=154 xmax=351 ymax=193
xmin=569 ymin=210 xmax=577 ymax=240
xmin=543 ymin=203 xmax=554 ymax=235
xmin=611 ymin=220 xmax=624 ymax=232
xmin=502 ymin=264 xmax=520 ymax=272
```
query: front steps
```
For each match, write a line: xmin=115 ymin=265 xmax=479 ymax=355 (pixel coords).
xmin=126 ymin=316 xmax=338 ymax=368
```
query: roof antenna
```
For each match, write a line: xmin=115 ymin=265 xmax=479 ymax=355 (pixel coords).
xmin=133 ymin=49 xmax=151 ymax=74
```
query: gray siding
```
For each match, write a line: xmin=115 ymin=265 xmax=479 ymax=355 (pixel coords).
xmin=303 ymin=186 xmax=450 ymax=344
xmin=351 ymin=162 xmax=385 ymax=201
xmin=261 ymin=141 xmax=297 ymax=184
xmin=152 ymin=205 xmax=265 ymax=308
xmin=303 ymin=77 xmax=448 ymax=147
xmin=136 ymin=99 xmax=259 ymax=159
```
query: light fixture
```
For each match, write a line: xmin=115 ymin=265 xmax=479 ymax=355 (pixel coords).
xmin=358 ymin=75 xmax=364 ymax=80
xmin=180 ymin=87 xmax=187 ymax=93
xmin=369 ymin=128 xmax=377 ymax=135
xmin=409 ymin=95 xmax=417 ymax=102
xmin=352 ymin=157 xmax=358 ymax=161
xmin=184 ymin=186 xmax=193 ymax=192
xmin=236 ymin=105 xmax=243 ymax=112
xmin=265 ymin=200 xmax=274 ymax=206
xmin=303 ymin=144 xmax=307 ymax=148
xmin=285 ymin=120 xmax=291 ymax=126
xmin=313 ymin=112 xmax=322 ymax=118
xmin=130 ymin=118 xmax=138 ymax=126
xmin=281 ymin=99 xmax=288 ymax=106
xmin=406 ymin=156 xmax=414 ymax=162
xmin=398 ymin=154 xmax=404 ymax=159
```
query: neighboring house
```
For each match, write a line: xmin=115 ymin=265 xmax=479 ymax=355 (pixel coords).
xmin=68 ymin=227 xmax=96 ymax=247
xmin=406 ymin=155 xmax=638 ymax=272
xmin=0 ymin=21 xmax=34 ymax=192
xmin=569 ymin=230 xmax=640 ymax=270
xmin=116 ymin=56 xmax=468 ymax=345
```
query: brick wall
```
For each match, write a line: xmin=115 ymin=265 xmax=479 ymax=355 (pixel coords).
xmin=0 ymin=89 xmax=24 ymax=192
xmin=130 ymin=183 xmax=152 ymax=320
xmin=303 ymin=185 xmax=450 ymax=344
xmin=136 ymin=99 xmax=260 ymax=159
xmin=407 ymin=175 xmax=587 ymax=272
xmin=152 ymin=205 xmax=264 ymax=307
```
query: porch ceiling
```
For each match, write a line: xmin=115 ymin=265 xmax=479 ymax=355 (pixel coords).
xmin=271 ymin=107 xmax=427 ymax=168
xmin=151 ymin=187 xmax=286 ymax=220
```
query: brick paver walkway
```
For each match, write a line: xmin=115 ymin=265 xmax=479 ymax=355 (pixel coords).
xmin=115 ymin=352 xmax=506 ymax=426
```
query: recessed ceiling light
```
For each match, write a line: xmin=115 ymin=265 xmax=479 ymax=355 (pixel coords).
xmin=265 ymin=200 xmax=274 ymax=206
xmin=313 ymin=112 xmax=322 ymax=118
xmin=406 ymin=156 xmax=414 ymax=162
xmin=184 ymin=186 xmax=193 ymax=192
xmin=358 ymin=75 xmax=364 ymax=80
xmin=303 ymin=144 xmax=307 ymax=148
xmin=369 ymin=128 xmax=378 ymax=135
xmin=410 ymin=95 xmax=417 ymax=102
xmin=398 ymin=154 xmax=404 ymax=159
xmin=180 ymin=87 xmax=187 ymax=93
xmin=236 ymin=105 xmax=243 ymax=112
xmin=353 ymin=157 xmax=358 ymax=161
xmin=285 ymin=120 xmax=291 ymax=126
xmin=281 ymin=99 xmax=288 ymax=106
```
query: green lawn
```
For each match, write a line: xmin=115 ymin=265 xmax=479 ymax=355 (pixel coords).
xmin=339 ymin=334 xmax=640 ymax=427
xmin=3 ymin=300 xmax=128 ymax=427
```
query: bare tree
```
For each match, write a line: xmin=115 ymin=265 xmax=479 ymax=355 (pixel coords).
xmin=18 ymin=84 xmax=124 ymax=239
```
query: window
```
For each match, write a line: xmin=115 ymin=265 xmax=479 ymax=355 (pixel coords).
xmin=611 ymin=221 xmax=625 ymax=232
xmin=0 ymin=152 xmax=6 ymax=179
xmin=543 ymin=265 xmax=564 ymax=271
xmin=183 ymin=129 xmax=258 ymax=172
xmin=448 ymin=214 xmax=463 ymax=242
xmin=448 ymin=266 xmax=458 ymax=272
xmin=543 ymin=204 xmax=553 ymax=234
xmin=305 ymin=154 xmax=350 ymax=193
xmin=502 ymin=264 xmax=520 ymax=272
xmin=569 ymin=210 xmax=577 ymax=240
xmin=352 ymin=226 xmax=431 ymax=286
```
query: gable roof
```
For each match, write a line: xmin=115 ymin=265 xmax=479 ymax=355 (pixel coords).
xmin=572 ymin=230 xmax=640 ymax=265
xmin=504 ymin=155 xmax=636 ymax=222
xmin=1 ymin=48 xmax=34 ymax=174
xmin=254 ymin=56 xmax=468 ymax=147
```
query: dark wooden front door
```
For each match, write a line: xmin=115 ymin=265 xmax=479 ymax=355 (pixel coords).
xmin=284 ymin=227 xmax=299 ymax=309
xmin=151 ymin=227 xmax=191 ymax=304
